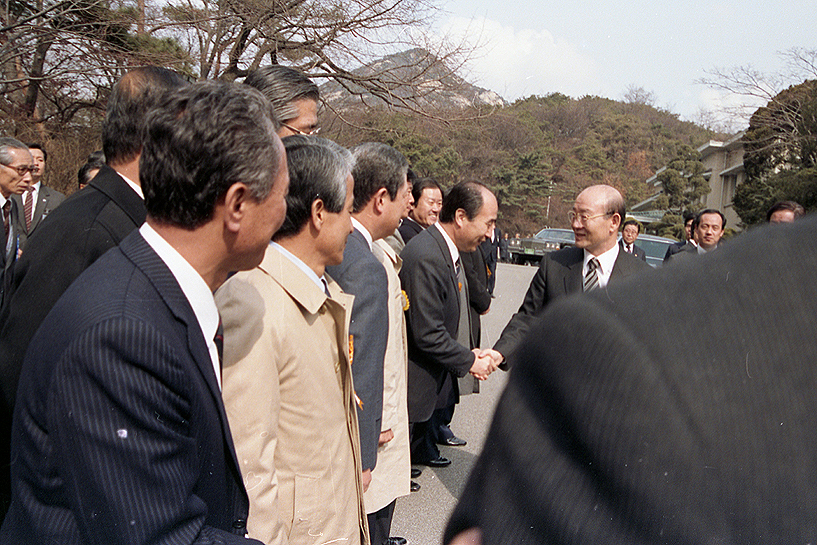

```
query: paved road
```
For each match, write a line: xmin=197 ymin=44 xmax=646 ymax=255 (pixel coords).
xmin=390 ymin=262 xmax=537 ymax=545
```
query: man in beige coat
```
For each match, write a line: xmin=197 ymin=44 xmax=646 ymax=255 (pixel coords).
xmin=216 ymin=136 xmax=368 ymax=545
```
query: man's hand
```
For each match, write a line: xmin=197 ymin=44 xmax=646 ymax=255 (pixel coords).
xmin=378 ymin=429 xmax=394 ymax=446
xmin=478 ymin=348 xmax=503 ymax=370
xmin=469 ymin=350 xmax=495 ymax=380
xmin=362 ymin=469 xmax=372 ymax=492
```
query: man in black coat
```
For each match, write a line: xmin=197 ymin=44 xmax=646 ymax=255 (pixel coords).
xmin=399 ymin=182 xmax=498 ymax=467
xmin=2 ymin=81 xmax=289 ymax=545
xmin=492 ymin=184 xmax=649 ymax=367
xmin=619 ymin=218 xmax=647 ymax=261
xmin=445 ymin=215 xmax=817 ymax=545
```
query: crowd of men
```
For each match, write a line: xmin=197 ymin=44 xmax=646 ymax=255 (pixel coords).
xmin=0 ymin=63 xmax=813 ymax=545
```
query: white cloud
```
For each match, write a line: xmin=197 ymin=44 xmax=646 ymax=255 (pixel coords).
xmin=440 ymin=16 xmax=599 ymax=102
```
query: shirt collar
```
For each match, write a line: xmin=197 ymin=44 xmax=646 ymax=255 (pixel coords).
xmin=435 ymin=222 xmax=460 ymax=267
xmin=351 ymin=217 xmax=373 ymax=250
xmin=584 ymin=242 xmax=620 ymax=276
xmin=270 ymin=241 xmax=327 ymax=292
xmin=118 ymin=172 xmax=144 ymax=200
xmin=139 ymin=223 xmax=221 ymax=389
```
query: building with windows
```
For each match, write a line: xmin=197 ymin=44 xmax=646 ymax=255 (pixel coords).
xmin=633 ymin=131 xmax=746 ymax=229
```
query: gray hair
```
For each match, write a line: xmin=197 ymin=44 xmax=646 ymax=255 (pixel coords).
xmin=274 ymin=135 xmax=353 ymax=240
xmin=0 ymin=137 xmax=31 ymax=166
xmin=243 ymin=65 xmax=319 ymax=124
xmin=349 ymin=142 xmax=409 ymax=213
xmin=140 ymin=81 xmax=282 ymax=228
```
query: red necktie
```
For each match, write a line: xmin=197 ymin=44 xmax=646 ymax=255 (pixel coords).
xmin=24 ymin=187 xmax=34 ymax=231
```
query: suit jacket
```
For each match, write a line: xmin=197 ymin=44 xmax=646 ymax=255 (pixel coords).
xmin=619 ymin=238 xmax=647 ymax=261
xmin=366 ymin=240 xmax=411 ymax=514
xmin=494 ymin=245 xmax=650 ymax=365
xmin=12 ymin=184 xmax=66 ymax=250
xmin=397 ymin=217 xmax=423 ymax=244
xmin=1 ymin=231 xmax=256 ymax=545
xmin=327 ymin=228 xmax=389 ymax=472
xmin=0 ymin=197 xmax=19 ymax=309
xmin=399 ymin=225 xmax=474 ymax=423
xmin=446 ymin=216 xmax=817 ymax=545
xmin=216 ymin=244 xmax=368 ymax=545
xmin=663 ymin=239 xmax=689 ymax=262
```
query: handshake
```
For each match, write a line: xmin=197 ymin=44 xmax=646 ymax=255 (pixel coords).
xmin=469 ymin=348 xmax=503 ymax=380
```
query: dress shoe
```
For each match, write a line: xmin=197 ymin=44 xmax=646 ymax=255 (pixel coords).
xmin=410 ymin=481 xmax=421 ymax=492
xmin=420 ymin=456 xmax=451 ymax=467
xmin=387 ymin=538 xmax=408 ymax=545
xmin=410 ymin=468 xmax=422 ymax=478
xmin=440 ymin=435 xmax=467 ymax=447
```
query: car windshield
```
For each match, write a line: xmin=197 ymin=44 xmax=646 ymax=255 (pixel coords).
xmin=534 ymin=229 xmax=575 ymax=243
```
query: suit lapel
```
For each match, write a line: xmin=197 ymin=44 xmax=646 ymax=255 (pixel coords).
xmin=428 ymin=225 xmax=460 ymax=305
xmin=565 ymin=248 xmax=584 ymax=294
xmin=30 ymin=187 xmax=49 ymax=231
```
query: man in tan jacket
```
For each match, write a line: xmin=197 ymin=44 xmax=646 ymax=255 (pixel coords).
xmin=216 ymin=136 xmax=368 ymax=545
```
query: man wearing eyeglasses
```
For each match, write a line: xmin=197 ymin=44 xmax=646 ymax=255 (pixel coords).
xmin=0 ymin=137 xmax=34 ymax=306
xmin=489 ymin=184 xmax=649 ymax=368
xmin=243 ymin=65 xmax=321 ymax=137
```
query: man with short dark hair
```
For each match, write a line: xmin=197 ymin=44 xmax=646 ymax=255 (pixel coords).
xmin=12 ymin=143 xmax=65 ymax=251
xmin=327 ymin=142 xmax=412 ymax=545
xmin=400 ymin=181 xmax=499 ymax=470
xmin=663 ymin=210 xmax=696 ymax=262
xmin=619 ymin=218 xmax=646 ymax=261
xmin=217 ymin=135 xmax=369 ymax=545
xmin=767 ymin=200 xmax=805 ymax=223
xmin=398 ymin=177 xmax=443 ymax=243
xmin=0 ymin=69 xmax=188 ymax=516
xmin=244 ymin=65 xmax=320 ymax=137
xmin=2 ymin=80 xmax=288 ymax=545
xmin=491 ymin=184 xmax=649 ymax=368
xmin=668 ymin=209 xmax=725 ymax=264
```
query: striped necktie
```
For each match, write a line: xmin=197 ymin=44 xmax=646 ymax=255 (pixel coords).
xmin=24 ymin=186 xmax=34 ymax=231
xmin=584 ymin=257 xmax=600 ymax=292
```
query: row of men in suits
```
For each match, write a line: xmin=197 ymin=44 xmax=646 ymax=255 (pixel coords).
xmin=1 ymin=63 xmax=421 ymax=545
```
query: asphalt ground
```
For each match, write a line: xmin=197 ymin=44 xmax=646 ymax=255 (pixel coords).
xmin=390 ymin=262 xmax=538 ymax=545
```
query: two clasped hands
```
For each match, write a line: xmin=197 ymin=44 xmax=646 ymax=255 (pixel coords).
xmin=469 ymin=348 xmax=503 ymax=380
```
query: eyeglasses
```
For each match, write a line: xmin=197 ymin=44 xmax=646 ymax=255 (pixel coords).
xmin=568 ymin=211 xmax=612 ymax=224
xmin=280 ymin=122 xmax=320 ymax=136
xmin=1 ymin=163 xmax=35 ymax=176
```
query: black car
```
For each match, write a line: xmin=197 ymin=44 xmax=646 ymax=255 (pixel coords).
xmin=508 ymin=228 xmax=575 ymax=264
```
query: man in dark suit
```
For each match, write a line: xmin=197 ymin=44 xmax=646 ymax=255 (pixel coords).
xmin=663 ymin=210 xmax=695 ymax=262
xmin=492 ymin=184 xmax=649 ymax=367
xmin=479 ymin=226 xmax=500 ymax=294
xmin=11 ymin=143 xmax=65 ymax=251
xmin=2 ymin=81 xmax=289 ymax=544
xmin=398 ymin=177 xmax=443 ymax=243
xmin=0 ymin=67 xmax=187 ymax=517
xmin=445 ymin=216 xmax=817 ymax=545
xmin=326 ymin=142 xmax=412 ymax=545
xmin=619 ymin=218 xmax=647 ymax=261
xmin=400 ymin=181 xmax=499 ymax=469
xmin=667 ymin=209 xmax=726 ymax=264
xmin=0 ymin=138 xmax=34 ymax=306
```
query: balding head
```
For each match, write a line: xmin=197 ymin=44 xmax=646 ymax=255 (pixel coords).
xmin=570 ymin=184 xmax=625 ymax=256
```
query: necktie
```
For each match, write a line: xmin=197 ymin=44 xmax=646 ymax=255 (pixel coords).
xmin=2 ymin=200 xmax=10 ymax=248
xmin=214 ymin=318 xmax=224 ymax=372
xmin=24 ymin=187 xmax=34 ymax=231
xmin=584 ymin=257 xmax=600 ymax=292
xmin=626 ymin=244 xmax=632 ymax=254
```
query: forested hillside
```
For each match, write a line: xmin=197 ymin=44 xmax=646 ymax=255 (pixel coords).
xmin=323 ymin=93 xmax=720 ymax=234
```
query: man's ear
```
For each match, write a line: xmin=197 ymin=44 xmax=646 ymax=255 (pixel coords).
xmin=311 ymin=198 xmax=326 ymax=231
xmin=373 ymin=187 xmax=390 ymax=214
xmin=454 ymin=207 xmax=467 ymax=227
xmin=222 ymin=182 xmax=250 ymax=233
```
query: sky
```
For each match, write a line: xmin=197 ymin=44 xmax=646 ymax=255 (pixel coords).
xmin=433 ymin=0 xmax=814 ymax=126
